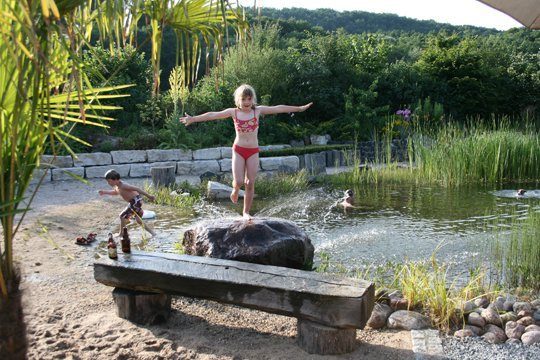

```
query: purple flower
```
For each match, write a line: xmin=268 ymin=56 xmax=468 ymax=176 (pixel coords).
xmin=396 ymin=108 xmax=411 ymax=121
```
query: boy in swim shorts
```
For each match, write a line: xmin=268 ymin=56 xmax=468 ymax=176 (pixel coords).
xmin=98 ymin=170 xmax=156 ymax=237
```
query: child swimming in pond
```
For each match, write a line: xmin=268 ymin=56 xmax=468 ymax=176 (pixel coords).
xmin=180 ymin=84 xmax=312 ymax=220
xmin=340 ymin=189 xmax=355 ymax=209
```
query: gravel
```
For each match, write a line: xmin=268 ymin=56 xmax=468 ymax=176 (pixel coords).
xmin=442 ymin=335 xmax=540 ymax=360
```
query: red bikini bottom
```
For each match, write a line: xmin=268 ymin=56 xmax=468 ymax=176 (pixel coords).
xmin=233 ymin=144 xmax=259 ymax=160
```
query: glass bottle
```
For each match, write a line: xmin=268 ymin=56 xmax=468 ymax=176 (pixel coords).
xmin=121 ymin=226 xmax=131 ymax=253
xmin=107 ymin=233 xmax=118 ymax=259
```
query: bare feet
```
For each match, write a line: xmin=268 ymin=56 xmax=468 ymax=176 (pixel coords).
xmin=230 ymin=188 xmax=239 ymax=204
xmin=243 ymin=212 xmax=252 ymax=221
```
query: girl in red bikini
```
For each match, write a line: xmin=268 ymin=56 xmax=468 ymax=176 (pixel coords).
xmin=180 ymin=84 xmax=312 ymax=219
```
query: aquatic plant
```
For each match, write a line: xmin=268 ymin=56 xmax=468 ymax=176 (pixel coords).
xmin=144 ymin=182 xmax=201 ymax=210
xmin=491 ymin=208 xmax=540 ymax=291
xmin=255 ymin=169 xmax=310 ymax=197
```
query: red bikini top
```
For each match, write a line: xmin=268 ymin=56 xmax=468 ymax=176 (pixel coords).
xmin=233 ymin=109 xmax=258 ymax=133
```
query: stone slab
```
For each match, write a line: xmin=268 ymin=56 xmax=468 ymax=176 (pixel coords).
xmin=51 ymin=167 xmax=85 ymax=181
xmin=40 ymin=155 xmax=74 ymax=168
xmin=85 ymin=164 xmax=131 ymax=179
xmin=130 ymin=162 xmax=177 ymax=178
xmin=73 ymin=152 xmax=112 ymax=167
xmin=193 ymin=148 xmax=221 ymax=160
xmin=111 ymin=150 xmax=147 ymax=164
xmin=146 ymin=149 xmax=192 ymax=162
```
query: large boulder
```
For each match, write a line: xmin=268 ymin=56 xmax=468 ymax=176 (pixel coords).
xmin=182 ymin=217 xmax=314 ymax=270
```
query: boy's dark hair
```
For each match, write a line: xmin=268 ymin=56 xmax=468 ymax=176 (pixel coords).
xmin=105 ymin=169 xmax=121 ymax=180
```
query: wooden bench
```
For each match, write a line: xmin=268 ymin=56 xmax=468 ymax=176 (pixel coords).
xmin=94 ymin=251 xmax=374 ymax=355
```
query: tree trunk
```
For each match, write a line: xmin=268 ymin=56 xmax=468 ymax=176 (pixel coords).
xmin=0 ymin=269 xmax=27 ymax=360
xmin=151 ymin=166 xmax=176 ymax=188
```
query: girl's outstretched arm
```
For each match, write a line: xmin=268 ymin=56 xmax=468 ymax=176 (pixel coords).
xmin=180 ymin=108 xmax=234 ymax=126
xmin=258 ymin=102 xmax=313 ymax=116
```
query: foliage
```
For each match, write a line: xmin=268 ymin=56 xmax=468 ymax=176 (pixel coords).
xmin=83 ymin=44 xmax=153 ymax=129
xmin=0 ymin=0 xmax=129 ymax=300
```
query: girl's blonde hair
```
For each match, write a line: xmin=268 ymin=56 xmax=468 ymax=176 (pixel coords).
xmin=233 ymin=84 xmax=257 ymax=109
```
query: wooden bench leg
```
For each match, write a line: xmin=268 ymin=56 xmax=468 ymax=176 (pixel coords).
xmin=112 ymin=288 xmax=171 ymax=325
xmin=297 ymin=319 xmax=357 ymax=355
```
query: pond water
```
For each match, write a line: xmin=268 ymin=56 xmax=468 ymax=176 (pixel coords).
xmin=142 ymin=183 xmax=540 ymax=275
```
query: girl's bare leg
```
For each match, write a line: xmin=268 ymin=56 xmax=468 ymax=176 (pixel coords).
xmin=242 ymin=153 xmax=259 ymax=219
xmin=231 ymin=151 xmax=246 ymax=204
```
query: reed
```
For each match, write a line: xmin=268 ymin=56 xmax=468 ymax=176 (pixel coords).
xmin=491 ymin=209 xmax=540 ymax=291
xmin=255 ymin=169 xmax=310 ymax=197
xmin=144 ymin=182 xmax=200 ymax=210
xmin=413 ymin=122 xmax=539 ymax=186
xmin=325 ymin=120 xmax=539 ymax=187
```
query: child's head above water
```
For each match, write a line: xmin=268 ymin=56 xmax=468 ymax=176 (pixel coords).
xmin=344 ymin=189 xmax=354 ymax=198
xmin=234 ymin=84 xmax=257 ymax=109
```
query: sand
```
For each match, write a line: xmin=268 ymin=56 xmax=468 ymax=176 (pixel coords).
xmin=15 ymin=179 xmax=416 ymax=359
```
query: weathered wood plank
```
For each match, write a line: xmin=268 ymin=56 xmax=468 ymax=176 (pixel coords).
xmin=94 ymin=251 xmax=374 ymax=329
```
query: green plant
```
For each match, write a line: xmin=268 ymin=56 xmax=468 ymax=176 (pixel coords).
xmin=254 ymin=170 xmax=309 ymax=197
xmin=491 ymin=208 xmax=540 ymax=291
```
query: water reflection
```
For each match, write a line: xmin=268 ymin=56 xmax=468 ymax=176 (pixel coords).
xmin=142 ymin=183 xmax=539 ymax=272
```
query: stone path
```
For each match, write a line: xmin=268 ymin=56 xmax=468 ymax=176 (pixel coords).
xmin=411 ymin=329 xmax=445 ymax=359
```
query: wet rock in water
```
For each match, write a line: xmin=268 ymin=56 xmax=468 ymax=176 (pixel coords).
xmin=468 ymin=312 xmax=486 ymax=328
xmin=513 ymin=302 xmax=532 ymax=314
xmin=530 ymin=299 xmax=540 ymax=310
xmin=182 ymin=217 xmax=314 ymax=270
xmin=517 ymin=316 xmax=535 ymax=327
xmin=366 ymin=303 xmax=393 ymax=329
xmin=454 ymin=329 xmax=475 ymax=338
xmin=505 ymin=321 xmax=525 ymax=339
xmin=481 ymin=307 xmax=502 ymax=327
xmin=482 ymin=324 xmax=507 ymax=344
xmin=387 ymin=310 xmax=430 ymax=330
xmin=521 ymin=331 xmax=540 ymax=346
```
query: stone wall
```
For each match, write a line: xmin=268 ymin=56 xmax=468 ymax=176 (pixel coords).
xmin=35 ymin=140 xmax=409 ymax=182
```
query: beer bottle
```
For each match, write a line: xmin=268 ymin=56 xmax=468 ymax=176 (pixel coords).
xmin=107 ymin=233 xmax=118 ymax=259
xmin=121 ymin=226 xmax=131 ymax=253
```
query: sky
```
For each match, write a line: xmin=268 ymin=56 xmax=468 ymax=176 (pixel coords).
xmin=237 ymin=0 xmax=523 ymax=30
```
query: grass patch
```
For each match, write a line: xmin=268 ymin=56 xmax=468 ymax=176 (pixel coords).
xmin=491 ymin=208 xmax=540 ymax=291
xmin=145 ymin=181 xmax=201 ymax=209
xmin=255 ymin=169 xmax=310 ymax=197
xmin=314 ymin=247 xmax=492 ymax=332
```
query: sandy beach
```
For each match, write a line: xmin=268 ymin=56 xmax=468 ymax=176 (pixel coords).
xmin=17 ymin=179 xmax=415 ymax=359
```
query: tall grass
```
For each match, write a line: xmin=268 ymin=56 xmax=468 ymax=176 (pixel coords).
xmin=144 ymin=182 xmax=200 ymax=210
xmin=325 ymin=120 xmax=539 ymax=187
xmin=413 ymin=121 xmax=539 ymax=186
xmin=255 ymin=169 xmax=310 ymax=197
xmin=315 ymin=249 xmax=491 ymax=332
xmin=491 ymin=208 xmax=540 ymax=291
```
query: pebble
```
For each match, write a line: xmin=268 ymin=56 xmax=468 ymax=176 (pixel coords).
xmin=443 ymin=336 xmax=540 ymax=359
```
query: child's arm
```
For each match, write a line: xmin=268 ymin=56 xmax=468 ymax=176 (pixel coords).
xmin=121 ymin=183 xmax=156 ymax=202
xmin=258 ymin=102 xmax=313 ymax=116
xmin=98 ymin=189 xmax=118 ymax=196
xmin=180 ymin=108 xmax=234 ymax=126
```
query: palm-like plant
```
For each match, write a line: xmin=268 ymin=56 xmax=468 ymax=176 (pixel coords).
xmin=1 ymin=1 xmax=248 ymax=358
xmin=0 ymin=1 xmax=128 ymax=357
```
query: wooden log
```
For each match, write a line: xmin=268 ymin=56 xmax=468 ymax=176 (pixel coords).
xmin=151 ymin=166 xmax=175 ymax=188
xmin=112 ymin=288 xmax=171 ymax=324
xmin=297 ymin=319 xmax=357 ymax=355
xmin=94 ymin=251 xmax=375 ymax=329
